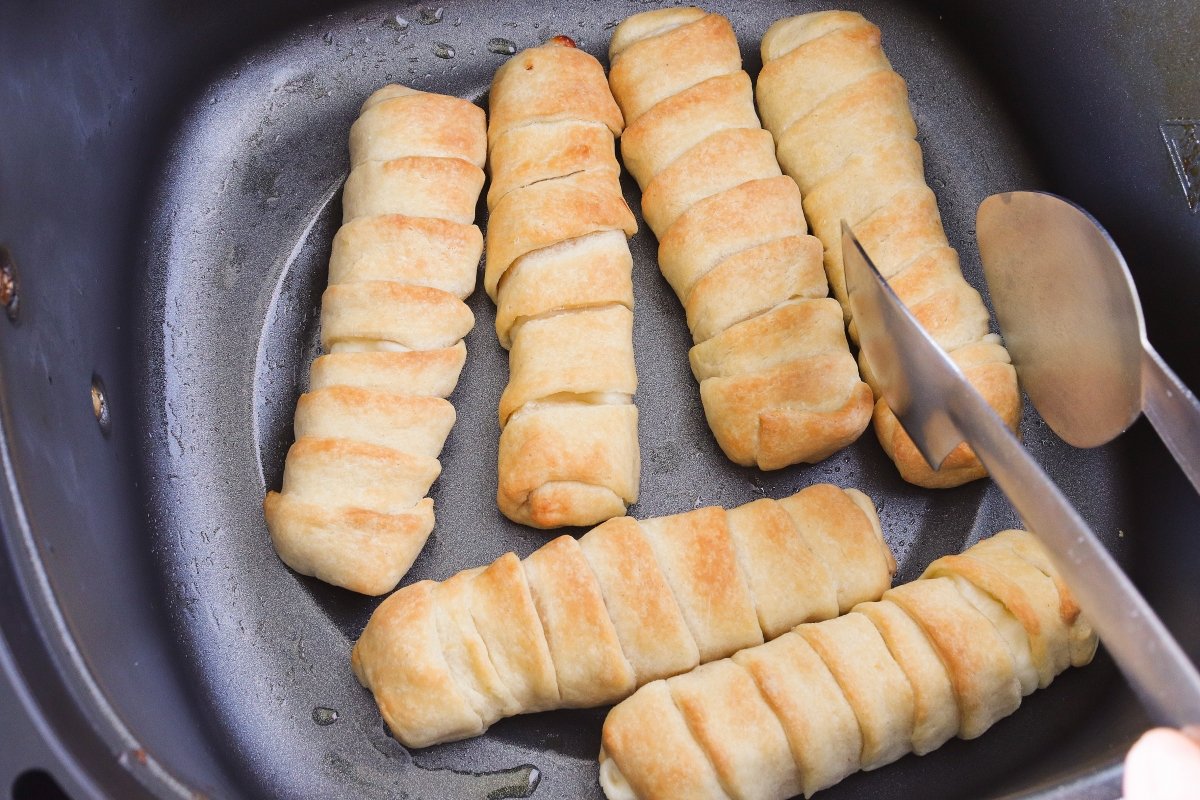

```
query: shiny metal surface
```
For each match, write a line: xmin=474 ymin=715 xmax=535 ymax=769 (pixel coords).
xmin=843 ymin=222 xmax=1200 ymax=728
xmin=977 ymin=191 xmax=1200 ymax=493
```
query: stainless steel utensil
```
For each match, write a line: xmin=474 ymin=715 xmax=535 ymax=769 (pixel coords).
xmin=977 ymin=191 xmax=1200 ymax=493
xmin=842 ymin=221 xmax=1200 ymax=726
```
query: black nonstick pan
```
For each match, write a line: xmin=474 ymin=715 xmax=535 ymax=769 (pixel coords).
xmin=2 ymin=1 xmax=1198 ymax=798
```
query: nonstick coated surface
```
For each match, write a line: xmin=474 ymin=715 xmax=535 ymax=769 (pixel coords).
xmin=138 ymin=1 xmax=1131 ymax=797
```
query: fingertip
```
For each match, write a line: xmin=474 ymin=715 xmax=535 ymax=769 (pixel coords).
xmin=1124 ymin=728 xmax=1200 ymax=800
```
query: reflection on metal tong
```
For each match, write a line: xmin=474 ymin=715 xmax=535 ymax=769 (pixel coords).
xmin=843 ymin=220 xmax=1200 ymax=727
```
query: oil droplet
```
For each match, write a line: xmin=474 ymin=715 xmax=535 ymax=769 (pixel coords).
xmin=418 ymin=6 xmax=444 ymax=24
xmin=487 ymin=37 xmax=517 ymax=55
xmin=91 ymin=374 xmax=111 ymax=435
xmin=385 ymin=14 xmax=410 ymax=32
xmin=312 ymin=707 xmax=340 ymax=726
xmin=414 ymin=763 xmax=540 ymax=798
xmin=432 ymin=42 xmax=455 ymax=59
xmin=0 ymin=246 xmax=17 ymax=321
xmin=484 ymin=765 xmax=540 ymax=799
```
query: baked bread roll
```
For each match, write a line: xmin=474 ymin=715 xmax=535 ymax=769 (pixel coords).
xmin=756 ymin=11 xmax=1021 ymax=488
xmin=485 ymin=38 xmax=640 ymax=528
xmin=607 ymin=9 xmax=872 ymax=470
xmin=264 ymin=85 xmax=486 ymax=595
xmin=352 ymin=484 xmax=894 ymax=747
xmin=599 ymin=529 xmax=1096 ymax=800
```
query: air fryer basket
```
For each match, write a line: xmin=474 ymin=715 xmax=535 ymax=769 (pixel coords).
xmin=0 ymin=1 xmax=1197 ymax=798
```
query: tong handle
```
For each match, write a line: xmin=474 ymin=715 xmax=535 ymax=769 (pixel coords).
xmin=1141 ymin=345 xmax=1200 ymax=496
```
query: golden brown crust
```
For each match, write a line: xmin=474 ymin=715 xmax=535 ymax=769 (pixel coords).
xmin=522 ymin=536 xmax=637 ymax=706
xmin=872 ymin=346 xmax=1019 ymax=489
xmin=777 ymin=483 xmax=896 ymax=613
xmin=342 ymin=156 xmax=485 ymax=225
xmin=280 ymin=436 xmax=440 ymax=515
xmin=689 ymin=299 xmax=853 ymax=381
xmin=797 ymin=613 xmax=914 ymax=770
xmin=488 ymin=41 xmax=624 ymax=141
xmin=853 ymin=598 xmax=958 ymax=755
xmin=834 ymin=186 xmax=950 ymax=309
xmin=685 ymin=236 xmax=828 ymax=345
xmin=468 ymin=553 xmax=562 ymax=712
xmin=639 ymin=506 xmax=764 ymax=662
xmin=494 ymin=230 xmax=634 ymax=349
xmin=725 ymin=499 xmax=839 ymax=638
xmin=497 ymin=403 xmax=640 ymax=529
xmin=607 ymin=7 xmax=707 ymax=58
xmin=264 ymin=492 xmax=434 ymax=596
xmin=923 ymin=552 xmax=1071 ymax=688
xmin=483 ymin=169 xmax=637 ymax=299
xmin=320 ymin=281 xmax=474 ymax=352
xmin=486 ymin=120 xmax=619 ymax=210
xmin=640 ymin=128 xmax=782 ymax=238
xmin=359 ymin=83 xmax=421 ymax=112
xmin=759 ymin=10 xmax=868 ymax=62
xmin=354 ymin=487 xmax=893 ymax=747
xmin=329 ymin=215 xmax=482 ymax=300
xmin=699 ymin=350 xmax=875 ymax=470
xmin=309 ymin=344 xmax=466 ymax=398
xmin=619 ymin=71 xmax=760 ymax=189
xmin=600 ymin=681 xmax=730 ymax=800
xmin=669 ymin=661 xmax=803 ymax=799
xmin=608 ymin=9 xmax=872 ymax=471
xmin=486 ymin=41 xmax=640 ymax=528
xmin=658 ymin=176 xmax=807 ymax=303
xmin=731 ymin=633 xmax=863 ymax=797
xmin=578 ymin=517 xmax=701 ymax=685
xmin=499 ymin=305 xmax=636 ymax=427
xmin=774 ymin=71 xmax=917 ymax=193
xmin=268 ymin=85 xmax=484 ymax=594
xmin=885 ymin=578 xmax=1021 ymax=739
xmin=984 ymin=530 xmax=1098 ymax=667
xmin=608 ymin=11 xmax=742 ymax=126
xmin=349 ymin=91 xmax=486 ymax=167
xmin=757 ymin=12 xmax=1022 ymax=489
xmin=432 ymin=568 xmax=522 ymax=725
xmin=599 ymin=525 xmax=1097 ymax=799
xmin=295 ymin=386 xmax=454 ymax=459
xmin=803 ymin=137 xmax=930 ymax=303
xmin=757 ymin=17 xmax=887 ymax=135
xmin=350 ymin=581 xmax=484 ymax=747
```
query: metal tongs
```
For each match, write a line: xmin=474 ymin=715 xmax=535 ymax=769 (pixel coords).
xmin=842 ymin=197 xmax=1200 ymax=727
xmin=976 ymin=192 xmax=1200 ymax=494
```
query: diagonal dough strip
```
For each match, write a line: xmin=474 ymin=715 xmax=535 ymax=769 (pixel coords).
xmin=608 ymin=8 xmax=873 ymax=471
xmin=598 ymin=529 xmax=1097 ymax=800
xmin=756 ymin=10 xmax=1022 ymax=488
xmin=352 ymin=485 xmax=894 ymax=748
